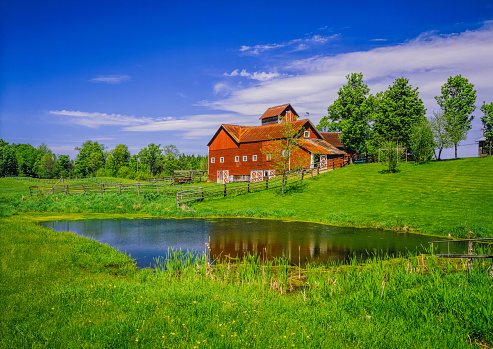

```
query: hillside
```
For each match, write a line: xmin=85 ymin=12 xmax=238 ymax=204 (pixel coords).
xmin=194 ymin=157 xmax=493 ymax=237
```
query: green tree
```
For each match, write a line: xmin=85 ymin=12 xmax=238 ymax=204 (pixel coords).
xmin=38 ymin=153 xmax=58 ymax=178
xmin=435 ymin=75 xmax=477 ymax=159
xmin=409 ymin=120 xmax=435 ymax=164
xmin=57 ymin=155 xmax=73 ymax=178
xmin=373 ymin=77 xmax=426 ymax=149
xmin=261 ymin=118 xmax=305 ymax=194
xmin=139 ymin=143 xmax=163 ymax=177
xmin=318 ymin=73 xmax=374 ymax=157
xmin=481 ymin=101 xmax=493 ymax=156
xmin=0 ymin=140 xmax=18 ymax=177
xmin=13 ymin=143 xmax=40 ymax=177
xmin=379 ymin=140 xmax=402 ymax=173
xmin=74 ymin=141 xmax=105 ymax=176
xmin=430 ymin=111 xmax=453 ymax=161
xmin=106 ymin=144 xmax=131 ymax=175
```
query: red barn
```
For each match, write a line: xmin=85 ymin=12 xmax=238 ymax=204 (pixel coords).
xmin=207 ymin=104 xmax=346 ymax=183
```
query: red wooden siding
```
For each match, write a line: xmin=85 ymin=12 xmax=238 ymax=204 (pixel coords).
xmin=209 ymin=129 xmax=238 ymax=150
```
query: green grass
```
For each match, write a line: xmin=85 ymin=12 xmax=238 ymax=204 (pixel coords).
xmin=1 ymin=217 xmax=493 ymax=348
xmin=194 ymin=157 xmax=493 ymax=237
xmin=2 ymin=157 xmax=493 ymax=237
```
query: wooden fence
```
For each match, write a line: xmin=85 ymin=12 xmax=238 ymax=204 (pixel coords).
xmin=28 ymin=156 xmax=350 ymax=207
xmin=29 ymin=181 xmax=186 ymax=198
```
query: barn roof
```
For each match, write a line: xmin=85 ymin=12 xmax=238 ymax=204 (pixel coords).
xmin=297 ymin=139 xmax=345 ymax=155
xmin=320 ymin=132 xmax=343 ymax=149
xmin=207 ymin=119 xmax=319 ymax=146
xmin=259 ymin=103 xmax=298 ymax=120
xmin=206 ymin=120 xmax=346 ymax=158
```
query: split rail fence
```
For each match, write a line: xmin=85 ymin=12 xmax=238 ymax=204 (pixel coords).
xmin=28 ymin=157 xmax=350 ymax=207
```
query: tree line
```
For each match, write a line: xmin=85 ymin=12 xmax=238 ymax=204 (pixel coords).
xmin=0 ymin=140 xmax=208 ymax=179
xmin=317 ymin=73 xmax=493 ymax=161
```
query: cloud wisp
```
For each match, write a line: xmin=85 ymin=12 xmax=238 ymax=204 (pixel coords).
xmin=225 ymin=69 xmax=282 ymax=81
xmin=239 ymin=34 xmax=339 ymax=55
xmin=90 ymin=74 xmax=131 ymax=84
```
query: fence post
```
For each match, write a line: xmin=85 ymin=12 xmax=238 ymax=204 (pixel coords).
xmin=248 ymin=182 xmax=250 ymax=193
xmin=119 ymin=182 xmax=122 ymax=194
xmin=82 ymin=184 xmax=86 ymax=194
xmin=202 ymin=187 xmax=204 ymax=200
xmin=156 ymin=182 xmax=159 ymax=195
xmin=138 ymin=182 xmax=140 ymax=197
xmin=176 ymin=192 xmax=179 ymax=208
xmin=224 ymin=184 xmax=227 ymax=197
xmin=468 ymin=240 xmax=474 ymax=269
xmin=266 ymin=177 xmax=269 ymax=189
xmin=317 ymin=164 xmax=320 ymax=176
xmin=100 ymin=183 xmax=103 ymax=194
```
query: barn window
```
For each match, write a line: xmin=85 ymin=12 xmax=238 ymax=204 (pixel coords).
xmin=243 ymin=156 xmax=247 ymax=161
xmin=304 ymin=130 xmax=310 ymax=138
xmin=211 ymin=157 xmax=215 ymax=163
xmin=235 ymin=156 xmax=239 ymax=162
xmin=252 ymin=155 xmax=257 ymax=161
xmin=220 ymin=157 xmax=224 ymax=163
xmin=266 ymin=155 xmax=271 ymax=161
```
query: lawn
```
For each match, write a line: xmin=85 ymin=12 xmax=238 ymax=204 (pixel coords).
xmin=194 ymin=157 xmax=493 ymax=237
xmin=1 ymin=157 xmax=493 ymax=348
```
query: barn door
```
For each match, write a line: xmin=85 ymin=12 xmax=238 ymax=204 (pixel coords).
xmin=267 ymin=169 xmax=275 ymax=179
xmin=250 ymin=170 xmax=263 ymax=182
xmin=320 ymin=155 xmax=327 ymax=170
xmin=217 ymin=170 xmax=230 ymax=184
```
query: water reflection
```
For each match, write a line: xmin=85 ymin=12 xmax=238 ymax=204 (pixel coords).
xmin=40 ymin=218 xmax=457 ymax=268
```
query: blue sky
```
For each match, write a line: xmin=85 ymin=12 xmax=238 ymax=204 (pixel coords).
xmin=1 ymin=0 xmax=492 ymax=159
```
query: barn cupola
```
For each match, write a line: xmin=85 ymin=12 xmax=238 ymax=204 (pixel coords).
xmin=259 ymin=103 xmax=299 ymax=125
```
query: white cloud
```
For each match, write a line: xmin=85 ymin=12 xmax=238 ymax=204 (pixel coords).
xmin=201 ymin=22 xmax=493 ymax=157
xmin=90 ymin=74 xmax=131 ymax=84
xmin=225 ymin=69 xmax=281 ymax=81
xmin=49 ymin=110 xmax=154 ymax=128
xmin=239 ymin=34 xmax=339 ymax=55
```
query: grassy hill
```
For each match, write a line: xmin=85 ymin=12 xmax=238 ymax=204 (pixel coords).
xmin=194 ymin=156 xmax=493 ymax=237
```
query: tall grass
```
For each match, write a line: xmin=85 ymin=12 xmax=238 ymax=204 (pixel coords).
xmin=2 ymin=217 xmax=493 ymax=348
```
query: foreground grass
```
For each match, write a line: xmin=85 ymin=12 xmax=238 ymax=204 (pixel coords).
xmin=1 ymin=216 xmax=493 ymax=348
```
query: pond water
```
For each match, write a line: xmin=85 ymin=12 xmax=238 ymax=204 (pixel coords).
xmin=40 ymin=218 xmax=458 ymax=268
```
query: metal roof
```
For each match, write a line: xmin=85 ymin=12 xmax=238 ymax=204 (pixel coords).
xmin=297 ymin=139 xmax=345 ymax=155
xmin=259 ymin=104 xmax=298 ymax=120
xmin=320 ymin=132 xmax=343 ymax=148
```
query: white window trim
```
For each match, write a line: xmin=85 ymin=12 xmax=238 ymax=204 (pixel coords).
xmin=211 ymin=157 xmax=215 ymax=163
xmin=252 ymin=155 xmax=257 ymax=161
xmin=266 ymin=155 xmax=271 ymax=161
xmin=304 ymin=130 xmax=310 ymax=138
xmin=220 ymin=157 xmax=224 ymax=163
xmin=243 ymin=155 xmax=247 ymax=161
xmin=235 ymin=156 xmax=239 ymax=162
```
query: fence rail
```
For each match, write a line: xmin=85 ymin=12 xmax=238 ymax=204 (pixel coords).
xmin=28 ymin=156 xmax=350 ymax=207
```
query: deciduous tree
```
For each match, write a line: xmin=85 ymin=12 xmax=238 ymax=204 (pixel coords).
xmin=430 ymin=111 xmax=453 ymax=160
xmin=261 ymin=118 xmax=304 ymax=193
xmin=373 ymin=77 xmax=426 ymax=149
xmin=317 ymin=73 xmax=374 ymax=157
xmin=74 ymin=141 xmax=105 ymax=176
xmin=0 ymin=140 xmax=18 ymax=177
xmin=409 ymin=120 xmax=435 ymax=164
xmin=139 ymin=143 xmax=162 ymax=177
xmin=481 ymin=101 xmax=493 ymax=156
xmin=435 ymin=75 xmax=477 ymax=159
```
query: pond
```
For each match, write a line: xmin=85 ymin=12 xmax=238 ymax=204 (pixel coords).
xmin=40 ymin=218 xmax=459 ymax=268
